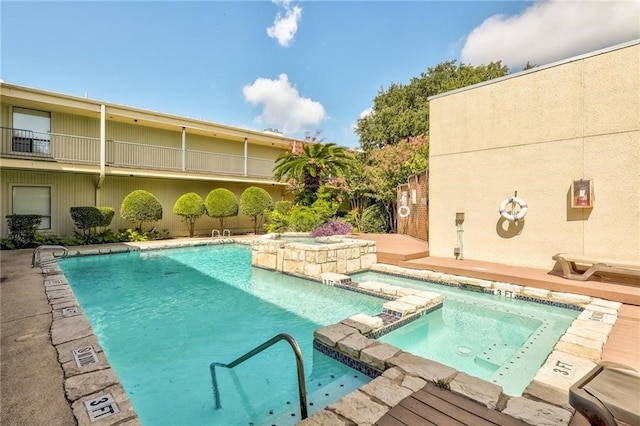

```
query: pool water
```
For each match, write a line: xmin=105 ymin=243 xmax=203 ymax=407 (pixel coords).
xmin=352 ymin=271 xmax=579 ymax=396
xmin=59 ymin=245 xmax=383 ymax=426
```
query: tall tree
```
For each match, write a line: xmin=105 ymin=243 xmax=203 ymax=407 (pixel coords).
xmin=273 ymin=142 xmax=352 ymax=205
xmin=355 ymin=60 xmax=508 ymax=150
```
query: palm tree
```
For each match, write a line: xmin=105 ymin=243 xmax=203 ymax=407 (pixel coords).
xmin=273 ymin=142 xmax=351 ymax=205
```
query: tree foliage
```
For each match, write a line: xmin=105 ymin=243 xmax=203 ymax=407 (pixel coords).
xmin=265 ymin=189 xmax=338 ymax=233
xmin=120 ymin=190 xmax=163 ymax=232
xmin=173 ymin=192 xmax=205 ymax=237
xmin=205 ymin=188 xmax=238 ymax=231
xmin=361 ymin=136 xmax=429 ymax=230
xmin=273 ymin=142 xmax=352 ymax=205
xmin=355 ymin=60 xmax=508 ymax=150
xmin=240 ymin=187 xmax=273 ymax=234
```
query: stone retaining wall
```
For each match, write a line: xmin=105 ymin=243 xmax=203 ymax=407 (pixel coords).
xmin=251 ymin=234 xmax=377 ymax=279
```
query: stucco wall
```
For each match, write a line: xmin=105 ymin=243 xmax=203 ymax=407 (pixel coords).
xmin=428 ymin=41 xmax=640 ymax=268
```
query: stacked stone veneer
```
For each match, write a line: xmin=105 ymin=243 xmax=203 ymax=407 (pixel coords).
xmin=302 ymin=265 xmax=623 ymax=426
xmin=251 ymin=234 xmax=377 ymax=279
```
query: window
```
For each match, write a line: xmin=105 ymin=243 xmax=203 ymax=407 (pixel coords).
xmin=12 ymin=107 xmax=51 ymax=155
xmin=12 ymin=186 xmax=51 ymax=229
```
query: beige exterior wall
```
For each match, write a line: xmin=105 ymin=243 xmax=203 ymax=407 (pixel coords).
xmin=1 ymin=169 xmax=287 ymax=237
xmin=428 ymin=41 xmax=640 ymax=268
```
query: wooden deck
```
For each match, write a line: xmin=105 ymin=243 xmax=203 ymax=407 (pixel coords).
xmin=375 ymin=382 xmax=528 ymax=426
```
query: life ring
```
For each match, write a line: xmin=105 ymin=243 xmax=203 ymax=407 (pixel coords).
xmin=398 ymin=205 xmax=411 ymax=218
xmin=499 ymin=197 xmax=528 ymax=222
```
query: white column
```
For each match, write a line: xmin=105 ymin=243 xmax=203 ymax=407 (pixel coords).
xmin=97 ymin=104 xmax=106 ymax=204
xmin=182 ymin=127 xmax=186 ymax=171
xmin=244 ymin=137 xmax=248 ymax=176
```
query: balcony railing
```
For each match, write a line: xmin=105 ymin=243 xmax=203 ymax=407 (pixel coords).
xmin=1 ymin=127 xmax=275 ymax=179
xmin=1 ymin=127 xmax=100 ymax=164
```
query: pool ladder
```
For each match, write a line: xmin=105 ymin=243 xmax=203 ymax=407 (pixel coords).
xmin=209 ymin=333 xmax=308 ymax=420
xmin=32 ymin=245 xmax=68 ymax=267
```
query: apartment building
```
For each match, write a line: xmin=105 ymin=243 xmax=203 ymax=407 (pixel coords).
xmin=0 ymin=82 xmax=299 ymax=237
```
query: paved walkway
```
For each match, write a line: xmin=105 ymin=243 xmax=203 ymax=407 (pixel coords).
xmin=1 ymin=249 xmax=75 ymax=425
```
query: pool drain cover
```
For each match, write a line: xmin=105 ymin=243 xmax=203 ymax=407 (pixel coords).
xmin=456 ymin=346 xmax=472 ymax=356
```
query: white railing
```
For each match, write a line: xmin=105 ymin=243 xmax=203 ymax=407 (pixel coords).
xmin=1 ymin=127 xmax=100 ymax=164
xmin=186 ymin=150 xmax=245 ymax=175
xmin=107 ymin=140 xmax=182 ymax=170
xmin=2 ymin=127 xmax=277 ymax=179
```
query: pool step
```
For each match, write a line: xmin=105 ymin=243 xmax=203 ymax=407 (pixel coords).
xmin=475 ymin=342 xmax=520 ymax=368
xmin=265 ymin=372 xmax=369 ymax=425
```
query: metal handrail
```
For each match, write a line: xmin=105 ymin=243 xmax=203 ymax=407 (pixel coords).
xmin=32 ymin=245 xmax=68 ymax=267
xmin=209 ymin=333 xmax=308 ymax=420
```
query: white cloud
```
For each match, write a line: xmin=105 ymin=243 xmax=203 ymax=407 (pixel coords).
xmin=461 ymin=0 xmax=640 ymax=70
xmin=359 ymin=108 xmax=373 ymax=119
xmin=242 ymin=74 xmax=327 ymax=134
xmin=267 ymin=0 xmax=303 ymax=47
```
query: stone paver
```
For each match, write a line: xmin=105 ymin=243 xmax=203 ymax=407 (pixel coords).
xmin=328 ymin=390 xmax=388 ymax=426
xmin=450 ymin=372 xmax=503 ymax=410
xmin=503 ymin=397 xmax=573 ymax=426
xmin=387 ymin=352 xmax=458 ymax=382
xmin=360 ymin=343 xmax=402 ymax=371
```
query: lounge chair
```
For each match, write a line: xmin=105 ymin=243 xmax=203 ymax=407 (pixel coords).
xmin=552 ymin=253 xmax=640 ymax=282
xmin=569 ymin=362 xmax=640 ymax=426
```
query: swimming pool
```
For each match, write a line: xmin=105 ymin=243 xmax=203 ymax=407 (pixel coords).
xmin=59 ymin=245 xmax=384 ymax=425
xmin=351 ymin=271 xmax=580 ymax=396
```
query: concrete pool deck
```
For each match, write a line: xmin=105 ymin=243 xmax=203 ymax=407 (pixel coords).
xmin=1 ymin=235 xmax=639 ymax=425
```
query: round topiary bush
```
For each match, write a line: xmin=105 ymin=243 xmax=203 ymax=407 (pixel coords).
xmin=120 ymin=190 xmax=163 ymax=231
xmin=240 ymin=187 xmax=273 ymax=234
xmin=205 ymin=188 xmax=238 ymax=231
xmin=173 ymin=192 xmax=205 ymax=237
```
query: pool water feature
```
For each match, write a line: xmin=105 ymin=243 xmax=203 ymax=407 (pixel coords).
xmin=352 ymin=271 xmax=579 ymax=396
xmin=59 ymin=245 xmax=383 ymax=426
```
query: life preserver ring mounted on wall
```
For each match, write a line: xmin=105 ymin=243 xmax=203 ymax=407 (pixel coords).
xmin=398 ymin=205 xmax=411 ymax=218
xmin=499 ymin=197 xmax=528 ymax=222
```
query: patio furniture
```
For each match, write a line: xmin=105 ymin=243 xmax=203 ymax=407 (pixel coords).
xmin=552 ymin=253 xmax=640 ymax=281
xmin=569 ymin=362 xmax=640 ymax=426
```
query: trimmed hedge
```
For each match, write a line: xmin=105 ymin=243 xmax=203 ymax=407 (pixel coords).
xmin=120 ymin=190 xmax=163 ymax=231
xmin=205 ymin=188 xmax=238 ymax=230
xmin=6 ymin=214 xmax=42 ymax=248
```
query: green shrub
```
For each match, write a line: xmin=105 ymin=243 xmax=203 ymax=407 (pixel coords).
xmin=288 ymin=206 xmax=324 ymax=232
xmin=120 ymin=190 xmax=163 ymax=232
xmin=97 ymin=207 xmax=115 ymax=228
xmin=361 ymin=204 xmax=389 ymax=233
xmin=116 ymin=227 xmax=171 ymax=242
xmin=70 ymin=207 xmax=102 ymax=231
xmin=0 ymin=238 xmax=15 ymax=250
xmin=274 ymin=201 xmax=292 ymax=215
xmin=205 ymin=188 xmax=238 ymax=230
xmin=35 ymin=233 xmax=80 ymax=247
xmin=70 ymin=206 xmax=116 ymax=243
xmin=240 ymin=187 xmax=273 ymax=234
xmin=5 ymin=214 xmax=42 ymax=248
xmin=173 ymin=192 xmax=205 ymax=237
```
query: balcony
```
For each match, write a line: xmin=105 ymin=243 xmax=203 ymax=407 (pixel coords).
xmin=1 ymin=127 xmax=276 ymax=179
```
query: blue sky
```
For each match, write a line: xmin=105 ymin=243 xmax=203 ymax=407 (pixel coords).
xmin=2 ymin=1 xmax=639 ymax=148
